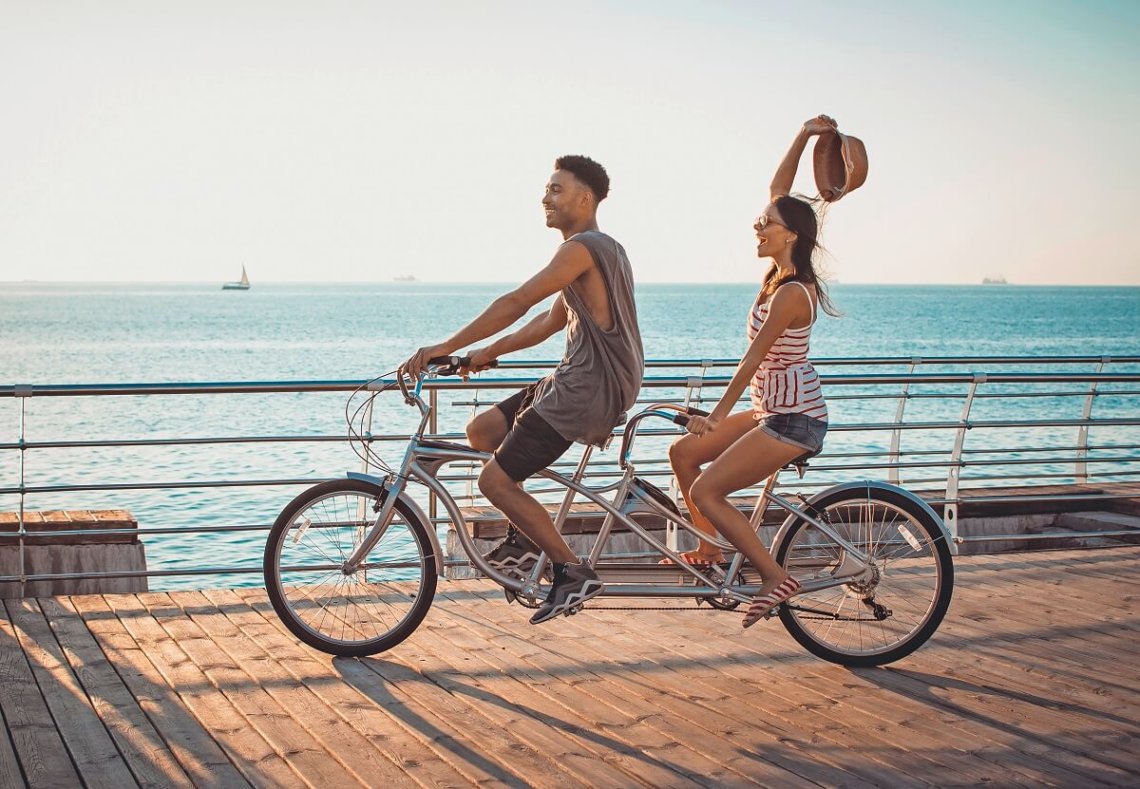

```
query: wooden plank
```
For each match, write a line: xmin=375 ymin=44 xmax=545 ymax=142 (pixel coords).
xmin=433 ymin=585 xmax=830 ymax=788
xmin=463 ymin=586 xmax=934 ymax=788
xmin=5 ymin=599 xmax=139 ymax=789
xmin=38 ymin=597 xmax=194 ymax=789
xmin=103 ymin=592 xmax=301 ymax=789
xmin=4 ymin=547 xmax=1138 ymax=789
xmin=231 ymin=588 xmax=517 ymax=784
xmin=588 ymin=605 xmax=1074 ymax=788
xmin=406 ymin=595 xmax=681 ymax=788
xmin=0 ymin=600 xmax=84 ymax=788
xmin=215 ymin=588 xmax=480 ymax=789
xmin=235 ymin=586 xmax=592 ymax=788
xmin=549 ymin=600 xmax=973 ymax=787
xmin=169 ymin=590 xmax=412 ymax=787
xmin=642 ymin=592 xmax=1112 ymax=784
xmin=140 ymin=592 xmax=363 ymax=788
xmin=0 ymin=685 xmax=28 ymax=789
xmin=68 ymin=594 xmax=251 ymax=789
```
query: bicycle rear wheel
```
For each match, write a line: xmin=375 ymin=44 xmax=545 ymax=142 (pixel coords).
xmin=264 ymin=479 xmax=437 ymax=657
xmin=774 ymin=485 xmax=953 ymax=667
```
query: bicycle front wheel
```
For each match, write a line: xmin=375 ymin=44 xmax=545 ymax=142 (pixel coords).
xmin=264 ymin=479 xmax=438 ymax=657
xmin=775 ymin=485 xmax=953 ymax=667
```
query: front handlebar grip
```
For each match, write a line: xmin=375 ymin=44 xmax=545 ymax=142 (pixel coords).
xmin=427 ymin=356 xmax=499 ymax=376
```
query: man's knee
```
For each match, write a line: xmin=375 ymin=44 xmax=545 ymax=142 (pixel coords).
xmin=467 ymin=410 xmax=506 ymax=452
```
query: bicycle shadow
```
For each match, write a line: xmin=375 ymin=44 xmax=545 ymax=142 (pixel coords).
xmin=331 ymin=654 xmax=700 ymax=784
xmin=850 ymin=665 xmax=1140 ymax=736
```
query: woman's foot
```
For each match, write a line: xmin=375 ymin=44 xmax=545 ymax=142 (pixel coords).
xmin=659 ymin=549 xmax=725 ymax=567
xmin=742 ymin=576 xmax=801 ymax=628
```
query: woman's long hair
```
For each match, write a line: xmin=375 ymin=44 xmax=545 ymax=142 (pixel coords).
xmin=759 ymin=194 xmax=839 ymax=317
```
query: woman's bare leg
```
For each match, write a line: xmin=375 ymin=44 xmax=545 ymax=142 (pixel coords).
xmin=689 ymin=428 xmax=805 ymax=594
xmin=668 ymin=411 xmax=758 ymax=559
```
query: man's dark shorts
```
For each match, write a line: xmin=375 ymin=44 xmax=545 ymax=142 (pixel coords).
xmin=493 ymin=381 xmax=574 ymax=482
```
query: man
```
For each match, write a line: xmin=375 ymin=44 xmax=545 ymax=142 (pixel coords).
xmin=401 ymin=155 xmax=643 ymax=624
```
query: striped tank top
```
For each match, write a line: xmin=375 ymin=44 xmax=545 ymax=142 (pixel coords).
xmin=747 ymin=280 xmax=828 ymax=421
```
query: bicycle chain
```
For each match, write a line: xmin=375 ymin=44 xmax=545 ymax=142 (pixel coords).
xmin=585 ymin=604 xmax=736 ymax=612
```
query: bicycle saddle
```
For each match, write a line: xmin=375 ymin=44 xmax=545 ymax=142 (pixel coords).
xmin=783 ymin=447 xmax=822 ymax=470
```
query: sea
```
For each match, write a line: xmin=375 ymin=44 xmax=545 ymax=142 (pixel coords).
xmin=2 ymin=282 xmax=1139 ymax=588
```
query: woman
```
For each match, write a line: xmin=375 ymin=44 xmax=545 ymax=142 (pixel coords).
xmin=668 ymin=115 xmax=840 ymax=627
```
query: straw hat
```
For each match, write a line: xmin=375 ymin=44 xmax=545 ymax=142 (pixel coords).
xmin=813 ymin=130 xmax=868 ymax=202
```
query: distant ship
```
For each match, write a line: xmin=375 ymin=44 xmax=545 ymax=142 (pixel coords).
xmin=222 ymin=266 xmax=251 ymax=290
xmin=982 ymin=276 xmax=1008 ymax=285
xmin=393 ymin=274 xmax=417 ymax=282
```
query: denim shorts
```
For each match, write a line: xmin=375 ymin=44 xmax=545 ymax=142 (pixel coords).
xmin=756 ymin=412 xmax=828 ymax=454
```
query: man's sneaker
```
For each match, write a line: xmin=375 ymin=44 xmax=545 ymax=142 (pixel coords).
xmin=482 ymin=526 xmax=542 ymax=581
xmin=529 ymin=561 xmax=604 ymax=625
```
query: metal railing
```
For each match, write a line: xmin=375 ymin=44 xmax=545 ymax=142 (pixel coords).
xmin=2 ymin=355 xmax=1139 ymax=591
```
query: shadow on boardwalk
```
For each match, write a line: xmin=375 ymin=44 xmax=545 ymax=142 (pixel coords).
xmin=1 ymin=547 xmax=1138 ymax=787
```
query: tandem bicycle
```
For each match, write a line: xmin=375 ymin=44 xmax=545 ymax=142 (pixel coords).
xmin=264 ymin=358 xmax=954 ymax=667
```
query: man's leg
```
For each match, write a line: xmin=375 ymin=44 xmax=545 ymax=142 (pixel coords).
xmin=478 ymin=459 xmax=577 ymax=565
xmin=466 ymin=407 xmax=509 ymax=452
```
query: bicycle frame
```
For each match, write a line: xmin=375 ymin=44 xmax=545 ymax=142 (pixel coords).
xmin=345 ymin=372 xmax=908 ymax=606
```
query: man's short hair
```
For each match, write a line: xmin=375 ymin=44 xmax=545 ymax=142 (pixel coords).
xmin=555 ymin=155 xmax=610 ymax=202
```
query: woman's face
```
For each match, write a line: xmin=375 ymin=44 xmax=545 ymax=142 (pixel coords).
xmin=754 ymin=202 xmax=796 ymax=259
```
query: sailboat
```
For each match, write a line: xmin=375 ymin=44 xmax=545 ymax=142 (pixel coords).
xmin=222 ymin=266 xmax=250 ymax=290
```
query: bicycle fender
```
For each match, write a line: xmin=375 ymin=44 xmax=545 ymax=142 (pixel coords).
xmin=769 ymin=480 xmax=951 ymax=555
xmin=346 ymin=472 xmax=445 ymax=577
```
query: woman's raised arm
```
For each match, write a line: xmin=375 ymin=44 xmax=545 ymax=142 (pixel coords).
xmin=769 ymin=115 xmax=838 ymax=201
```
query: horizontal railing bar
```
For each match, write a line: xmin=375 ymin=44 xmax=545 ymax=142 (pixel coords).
xmin=9 ymin=418 xmax=1139 ymax=454
xmin=0 ymin=523 xmax=275 ymax=540
xmin=9 ymin=450 xmax=1139 ymax=497
xmin=960 ymin=530 xmax=1140 ymax=543
xmin=5 ymin=370 xmax=1140 ymax=398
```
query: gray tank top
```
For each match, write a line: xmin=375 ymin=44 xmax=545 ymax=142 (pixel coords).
xmin=529 ymin=230 xmax=644 ymax=445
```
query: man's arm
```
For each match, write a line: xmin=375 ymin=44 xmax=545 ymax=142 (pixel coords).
xmin=487 ymin=298 xmax=569 ymax=357
xmin=401 ymin=241 xmax=593 ymax=375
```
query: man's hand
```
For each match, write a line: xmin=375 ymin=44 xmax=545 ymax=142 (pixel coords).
xmin=685 ymin=413 xmax=722 ymax=437
xmin=399 ymin=343 xmax=452 ymax=380
xmin=460 ymin=346 xmax=499 ymax=377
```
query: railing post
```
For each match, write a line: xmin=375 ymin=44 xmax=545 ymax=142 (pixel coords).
xmin=1075 ymin=357 xmax=1107 ymax=484
xmin=16 ymin=387 xmax=30 ymax=597
xmin=361 ymin=392 xmax=376 ymax=477
xmin=944 ymin=374 xmax=983 ymax=553
xmin=888 ymin=357 xmax=921 ymax=484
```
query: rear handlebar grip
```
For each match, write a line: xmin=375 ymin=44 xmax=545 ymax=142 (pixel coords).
xmin=672 ymin=406 xmax=710 ymax=428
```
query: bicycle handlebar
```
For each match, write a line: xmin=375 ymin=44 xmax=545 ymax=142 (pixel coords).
xmin=671 ymin=406 xmax=710 ymax=428
xmin=396 ymin=357 xmax=500 ymax=405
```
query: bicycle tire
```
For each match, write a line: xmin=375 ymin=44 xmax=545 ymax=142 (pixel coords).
xmin=774 ymin=485 xmax=953 ymax=667
xmin=264 ymin=478 xmax=437 ymax=657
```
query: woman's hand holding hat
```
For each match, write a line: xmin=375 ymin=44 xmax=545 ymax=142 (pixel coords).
xmin=803 ymin=115 xmax=838 ymax=135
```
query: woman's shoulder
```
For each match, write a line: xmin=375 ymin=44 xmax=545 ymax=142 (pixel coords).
xmin=772 ymin=279 xmax=815 ymax=302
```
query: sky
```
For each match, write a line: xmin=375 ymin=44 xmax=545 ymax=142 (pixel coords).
xmin=1 ymin=0 xmax=1138 ymax=285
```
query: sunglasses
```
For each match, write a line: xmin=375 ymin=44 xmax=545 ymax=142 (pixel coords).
xmin=756 ymin=214 xmax=788 ymax=230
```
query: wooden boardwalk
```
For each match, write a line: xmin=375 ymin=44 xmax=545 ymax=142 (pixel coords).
xmin=1 ymin=548 xmax=1138 ymax=788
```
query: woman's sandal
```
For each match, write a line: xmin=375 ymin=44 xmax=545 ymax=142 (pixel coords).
xmin=742 ymin=576 xmax=802 ymax=628
xmin=659 ymin=550 xmax=725 ymax=568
